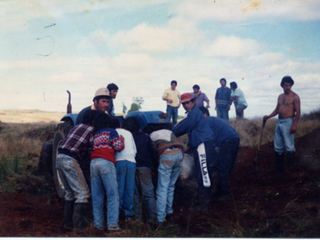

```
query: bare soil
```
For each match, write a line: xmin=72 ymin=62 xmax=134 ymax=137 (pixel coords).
xmin=1 ymin=128 xmax=320 ymax=237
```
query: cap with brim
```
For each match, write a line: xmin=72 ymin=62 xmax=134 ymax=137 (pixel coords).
xmin=94 ymin=88 xmax=110 ymax=100
xmin=180 ymin=92 xmax=193 ymax=103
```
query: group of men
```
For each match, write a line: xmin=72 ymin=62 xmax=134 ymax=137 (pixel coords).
xmin=55 ymin=74 xmax=301 ymax=232
xmin=162 ymin=75 xmax=300 ymax=208
xmin=55 ymin=83 xmax=188 ymax=232
xmin=162 ymin=78 xmax=248 ymax=124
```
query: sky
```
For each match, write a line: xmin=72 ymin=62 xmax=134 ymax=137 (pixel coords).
xmin=1 ymin=0 xmax=320 ymax=119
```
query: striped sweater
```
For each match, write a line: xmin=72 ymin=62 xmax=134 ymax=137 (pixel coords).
xmin=91 ymin=127 xmax=125 ymax=164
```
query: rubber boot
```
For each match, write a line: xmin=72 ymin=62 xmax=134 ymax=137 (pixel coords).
xmin=286 ymin=151 xmax=296 ymax=168
xmin=73 ymin=203 xmax=89 ymax=229
xmin=269 ymin=152 xmax=284 ymax=173
xmin=63 ymin=200 xmax=75 ymax=230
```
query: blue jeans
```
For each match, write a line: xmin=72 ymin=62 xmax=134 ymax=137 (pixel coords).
xmin=134 ymin=167 xmax=157 ymax=222
xmin=166 ymin=105 xmax=178 ymax=127
xmin=217 ymin=107 xmax=229 ymax=121
xmin=274 ymin=118 xmax=296 ymax=154
xmin=56 ymin=153 xmax=90 ymax=203
xmin=235 ymin=104 xmax=247 ymax=119
xmin=90 ymin=158 xmax=119 ymax=229
xmin=156 ymin=150 xmax=183 ymax=222
xmin=116 ymin=160 xmax=136 ymax=217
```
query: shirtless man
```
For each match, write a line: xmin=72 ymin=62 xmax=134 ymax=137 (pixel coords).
xmin=263 ymin=76 xmax=301 ymax=172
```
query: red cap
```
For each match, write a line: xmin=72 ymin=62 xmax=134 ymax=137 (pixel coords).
xmin=180 ymin=92 xmax=193 ymax=103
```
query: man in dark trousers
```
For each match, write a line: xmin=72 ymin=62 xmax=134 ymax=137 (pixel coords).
xmin=173 ymin=93 xmax=216 ymax=212
xmin=199 ymin=106 xmax=240 ymax=202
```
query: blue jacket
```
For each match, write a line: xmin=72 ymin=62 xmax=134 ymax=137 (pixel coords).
xmin=107 ymin=98 xmax=115 ymax=116
xmin=172 ymin=106 xmax=214 ymax=148
xmin=205 ymin=117 xmax=239 ymax=147
xmin=215 ymin=87 xmax=232 ymax=108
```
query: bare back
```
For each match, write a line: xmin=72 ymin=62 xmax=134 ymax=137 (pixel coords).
xmin=278 ymin=91 xmax=299 ymax=119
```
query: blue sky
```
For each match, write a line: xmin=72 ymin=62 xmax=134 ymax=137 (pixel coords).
xmin=1 ymin=0 xmax=320 ymax=119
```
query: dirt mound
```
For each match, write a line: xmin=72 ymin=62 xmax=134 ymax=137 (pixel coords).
xmin=1 ymin=128 xmax=320 ymax=237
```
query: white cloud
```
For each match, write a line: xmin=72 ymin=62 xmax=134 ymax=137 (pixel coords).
xmin=109 ymin=16 xmax=204 ymax=53
xmin=204 ymin=35 xmax=262 ymax=57
xmin=46 ymin=72 xmax=84 ymax=84
xmin=175 ymin=0 xmax=320 ymax=22
xmin=248 ymin=52 xmax=285 ymax=65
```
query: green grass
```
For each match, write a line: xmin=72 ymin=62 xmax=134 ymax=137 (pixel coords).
xmin=0 ymin=122 xmax=56 ymax=193
xmin=0 ymin=155 xmax=20 ymax=181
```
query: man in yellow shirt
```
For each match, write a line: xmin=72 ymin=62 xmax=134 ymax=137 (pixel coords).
xmin=162 ymin=80 xmax=181 ymax=127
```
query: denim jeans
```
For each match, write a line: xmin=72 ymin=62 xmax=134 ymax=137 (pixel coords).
xmin=235 ymin=104 xmax=247 ymax=119
xmin=217 ymin=107 xmax=229 ymax=121
xmin=156 ymin=150 xmax=183 ymax=222
xmin=134 ymin=167 xmax=157 ymax=222
xmin=166 ymin=105 xmax=178 ymax=127
xmin=90 ymin=158 xmax=119 ymax=229
xmin=274 ymin=118 xmax=296 ymax=154
xmin=116 ymin=160 xmax=136 ymax=217
xmin=56 ymin=153 xmax=90 ymax=203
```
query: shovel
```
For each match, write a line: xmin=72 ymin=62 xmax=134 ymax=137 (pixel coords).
xmin=253 ymin=118 xmax=267 ymax=173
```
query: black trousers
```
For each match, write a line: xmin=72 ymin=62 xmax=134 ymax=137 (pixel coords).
xmin=193 ymin=140 xmax=217 ymax=200
xmin=215 ymin=138 xmax=240 ymax=195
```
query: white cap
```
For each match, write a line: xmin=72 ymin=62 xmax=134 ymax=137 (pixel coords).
xmin=93 ymin=88 xmax=110 ymax=100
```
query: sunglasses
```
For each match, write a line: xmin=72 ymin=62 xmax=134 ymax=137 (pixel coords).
xmin=182 ymin=101 xmax=191 ymax=105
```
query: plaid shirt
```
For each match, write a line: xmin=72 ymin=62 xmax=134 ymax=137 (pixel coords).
xmin=58 ymin=124 xmax=95 ymax=162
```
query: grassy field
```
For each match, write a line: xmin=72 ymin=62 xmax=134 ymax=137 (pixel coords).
xmin=1 ymin=109 xmax=319 ymax=191
xmin=0 ymin=109 xmax=65 ymax=123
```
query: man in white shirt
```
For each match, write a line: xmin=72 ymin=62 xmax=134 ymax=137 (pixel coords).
xmin=112 ymin=118 xmax=137 ymax=221
xmin=230 ymin=82 xmax=248 ymax=120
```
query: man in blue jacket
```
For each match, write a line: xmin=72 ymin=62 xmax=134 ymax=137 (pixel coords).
xmin=199 ymin=107 xmax=240 ymax=202
xmin=215 ymin=78 xmax=232 ymax=121
xmin=172 ymin=93 xmax=216 ymax=212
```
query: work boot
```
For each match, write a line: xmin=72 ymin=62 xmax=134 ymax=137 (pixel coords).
xmin=63 ymin=200 xmax=75 ymax=231
xmin=268 ymin=152 xmax=284 ymax=173
xmin=107 ymin=226 xmax=126 ymax=233
xmin=73 ymin=203 xmax=89 ymax=229
xmin=286 ymin=151 xmax=296 ymax=168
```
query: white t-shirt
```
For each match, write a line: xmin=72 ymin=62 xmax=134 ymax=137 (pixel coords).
xmin=231 ymin=88 xmax=248 ymax=107
xmin=115 ymin=128 xmax=137 ymax=163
